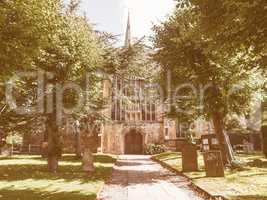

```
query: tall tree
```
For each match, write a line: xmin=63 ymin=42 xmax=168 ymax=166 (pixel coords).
xmin=35 ymin=3 xmax=103 ymax=171
xmin=153 ymin=6 xmax=255 ymax=165
xmin=0 ymin=0 xmax=104 ymax=171
xmin=0 ymin=0 xmax=58 ymax=116
xmin=191 ymin=0 xmax=267 ymax=156
xmin=0 ymin=0 xmax=61 ymax=151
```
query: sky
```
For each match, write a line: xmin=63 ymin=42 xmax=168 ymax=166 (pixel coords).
xmin=73 ymin=0 xmax=176 ymax=44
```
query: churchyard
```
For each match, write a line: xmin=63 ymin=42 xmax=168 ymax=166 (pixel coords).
xmin=153 ymin=152 xmax=267 ymax=200
xmin=0 ymin=0 xmax=266 ymax=199
xmin=0 ymin=155 xmax=116 ymax=200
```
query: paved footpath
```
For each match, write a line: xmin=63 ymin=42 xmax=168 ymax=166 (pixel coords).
xmin=98 ymin=155 xmax=205 ymax=200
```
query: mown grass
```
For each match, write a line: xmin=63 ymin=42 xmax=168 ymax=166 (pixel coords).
xmin=0 ymin=154 xmax=117 ymax=200
xmin=153 ymin=152 xmax=267 ymax=200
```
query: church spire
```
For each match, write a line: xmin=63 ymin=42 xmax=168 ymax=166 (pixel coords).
xmin=124 ymin=12 xmax=131 ymax=47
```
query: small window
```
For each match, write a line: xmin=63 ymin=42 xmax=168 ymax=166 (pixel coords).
xmin=152 ymin=104 xmax=156 ymax=121
xmin=146 ymin=104 xmax=151 ymax=121
xmin=141 ymin=104 xmax=146 ymax=121
xmin=203 ymin=139 xmax=209 ymax=145
xmin=116 ymin=100 xmax=120 ymax=120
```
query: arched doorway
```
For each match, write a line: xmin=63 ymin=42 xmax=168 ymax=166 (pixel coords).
xmin=124 ymin=129 xmax=143 ymax=154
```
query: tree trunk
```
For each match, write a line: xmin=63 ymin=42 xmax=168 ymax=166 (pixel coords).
xmin=48 ymin=154 xmax=58 ymax=172
xmin=82 ymin=132 xmax=94 ymax=173
xmin=211 ymin=110 xmax=235 ymax=165
xmin=82 ymin=147 xmax=94 ymax=173
xmin=41 ymin=129 xmax=48 ymax=158
xmin=75 ymin=130 xmax=82 ymax=159
xmin=46 ymin=115 xmax=62 ymax=172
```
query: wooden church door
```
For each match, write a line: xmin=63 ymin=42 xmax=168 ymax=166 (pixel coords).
xmin=125 ymin=130 xmax=143 ymax=154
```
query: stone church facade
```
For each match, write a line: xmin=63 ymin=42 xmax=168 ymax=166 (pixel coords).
xmin=100 ymin=76 xmax=177 ymax=155
xmin=99 ymin=14 xmax=177 ymax=155
xmin=18 ymin=14 xmax=214 ymax=155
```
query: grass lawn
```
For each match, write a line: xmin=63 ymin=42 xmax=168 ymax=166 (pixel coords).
xmin=153 ymin=152 xmax=267 ymax=200
xmin=0 ymin=154 xmax=117 ymax=200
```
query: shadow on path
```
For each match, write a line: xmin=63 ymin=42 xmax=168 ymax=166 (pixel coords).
xmin=98 ymin=155 xmax=205 ymax=200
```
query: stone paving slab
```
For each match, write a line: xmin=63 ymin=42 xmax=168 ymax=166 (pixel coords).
xmin=98 ymin=155 xmax=205 ymax=200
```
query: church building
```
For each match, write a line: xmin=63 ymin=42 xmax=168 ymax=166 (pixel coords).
xmin=100 ymin=14 xmax=177 ymax=155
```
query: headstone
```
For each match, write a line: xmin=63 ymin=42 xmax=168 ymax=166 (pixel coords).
xmin=203 ymin=151 xmax=225 ymax=177
xmin=1 ymin=144 xmax=12 ymax=156
xmin=175 ymin=138 xmax=187 ymax=151
xmin=243 ymin=142 xmax=254 ymax=154
xmin=82 ymin=148 xmax=94 ymax=173
xmin=182 ymin=143 xmax=198 ymax=172
xmin=41 ymin=142 xmax=48 ymax=158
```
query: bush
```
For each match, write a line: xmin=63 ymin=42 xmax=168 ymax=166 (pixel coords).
xmin=6 ymin=133 xmax=23 ymax=145
xmin=145 ymin=144 xmax=166 ymax=155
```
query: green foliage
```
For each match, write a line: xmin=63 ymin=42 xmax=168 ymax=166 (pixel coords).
xmin=152 ymin=1 xmax=264 ymax=164
xmin=0 ymin=0 xmax=105 ymax=163
xmin=0 ymin=1 xmax=104 ymax=115
xmin=0 ymin=0 xmax=60 ymax=132
xmin=0 ymin=0 xmax=60 ymax=78
xmin=102 ymin=39 xmax=158 ymax=81
xmin=153 ymin=6 xmax=256 ymax=121
xmin=192 ymin=0 xmax=267 ymax=56
xmin=145 ymin=144 xmax=166 ymax=155
xmin=5 ymin=133 xmax=23 ymax=145
xmin=225 ymin=117 xmax=249 ymax=135
xmin=190 ymin=0 xmax=266 ymax=157
xmin=192 ymin=0 xmax=267 ymax=99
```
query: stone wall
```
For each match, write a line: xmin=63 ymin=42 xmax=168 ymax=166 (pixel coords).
xmin=62 ymin=134 xmax=99 ymax=154
xmin=101 ymin=122 xmax=165 ymax=154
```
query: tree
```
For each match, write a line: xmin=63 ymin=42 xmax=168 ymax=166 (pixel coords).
xmin=0 ymin=0 xmax=58 ymax=78
xmin=101 ymin=38 xmax=157 ymax=79
xmin=0 ymin=0 xmax=59 ymax=121
xmin=35 ymin=3 xmax=103 ymax=171
xmin=0 ymin=0 xmax=104 ymax=171
xmin=191 ymin=0 xmax=267 ymax=58
xmin=0 ymin=0 xmax=60 ymax=155
xmin=152 ymin=6 xmax=256 ymax=165
xmin=262 ymin=101 xmax=267 ymax=157
xmin=191 ymin=0 xmax=267 ymax=156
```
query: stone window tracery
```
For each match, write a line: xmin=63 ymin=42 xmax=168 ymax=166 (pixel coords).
xmin=111 ymin=76 xmax=157 ymax=122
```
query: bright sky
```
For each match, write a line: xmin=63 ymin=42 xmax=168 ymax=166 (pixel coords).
xmin=75 ymin=0 xmax=176 ymax=44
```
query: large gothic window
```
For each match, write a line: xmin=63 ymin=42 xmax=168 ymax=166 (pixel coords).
xmin=111 ymin=76 xmax=158 ymax=122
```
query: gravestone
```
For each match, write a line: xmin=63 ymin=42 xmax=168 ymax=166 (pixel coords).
xmin=41 ymin=142 xmax=48 ymax=158
xmin=82 ymin=148 xmax=94 ymax=173
xmin=182 ymin=143 xmax=198 ymax=172
xmin=176 ymin=138 xmax=187 ymax=151
xmin=203 ymin=151 xmax=225 ymax=177
xmin=1 ymin=144 xmax=12 ymax=156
